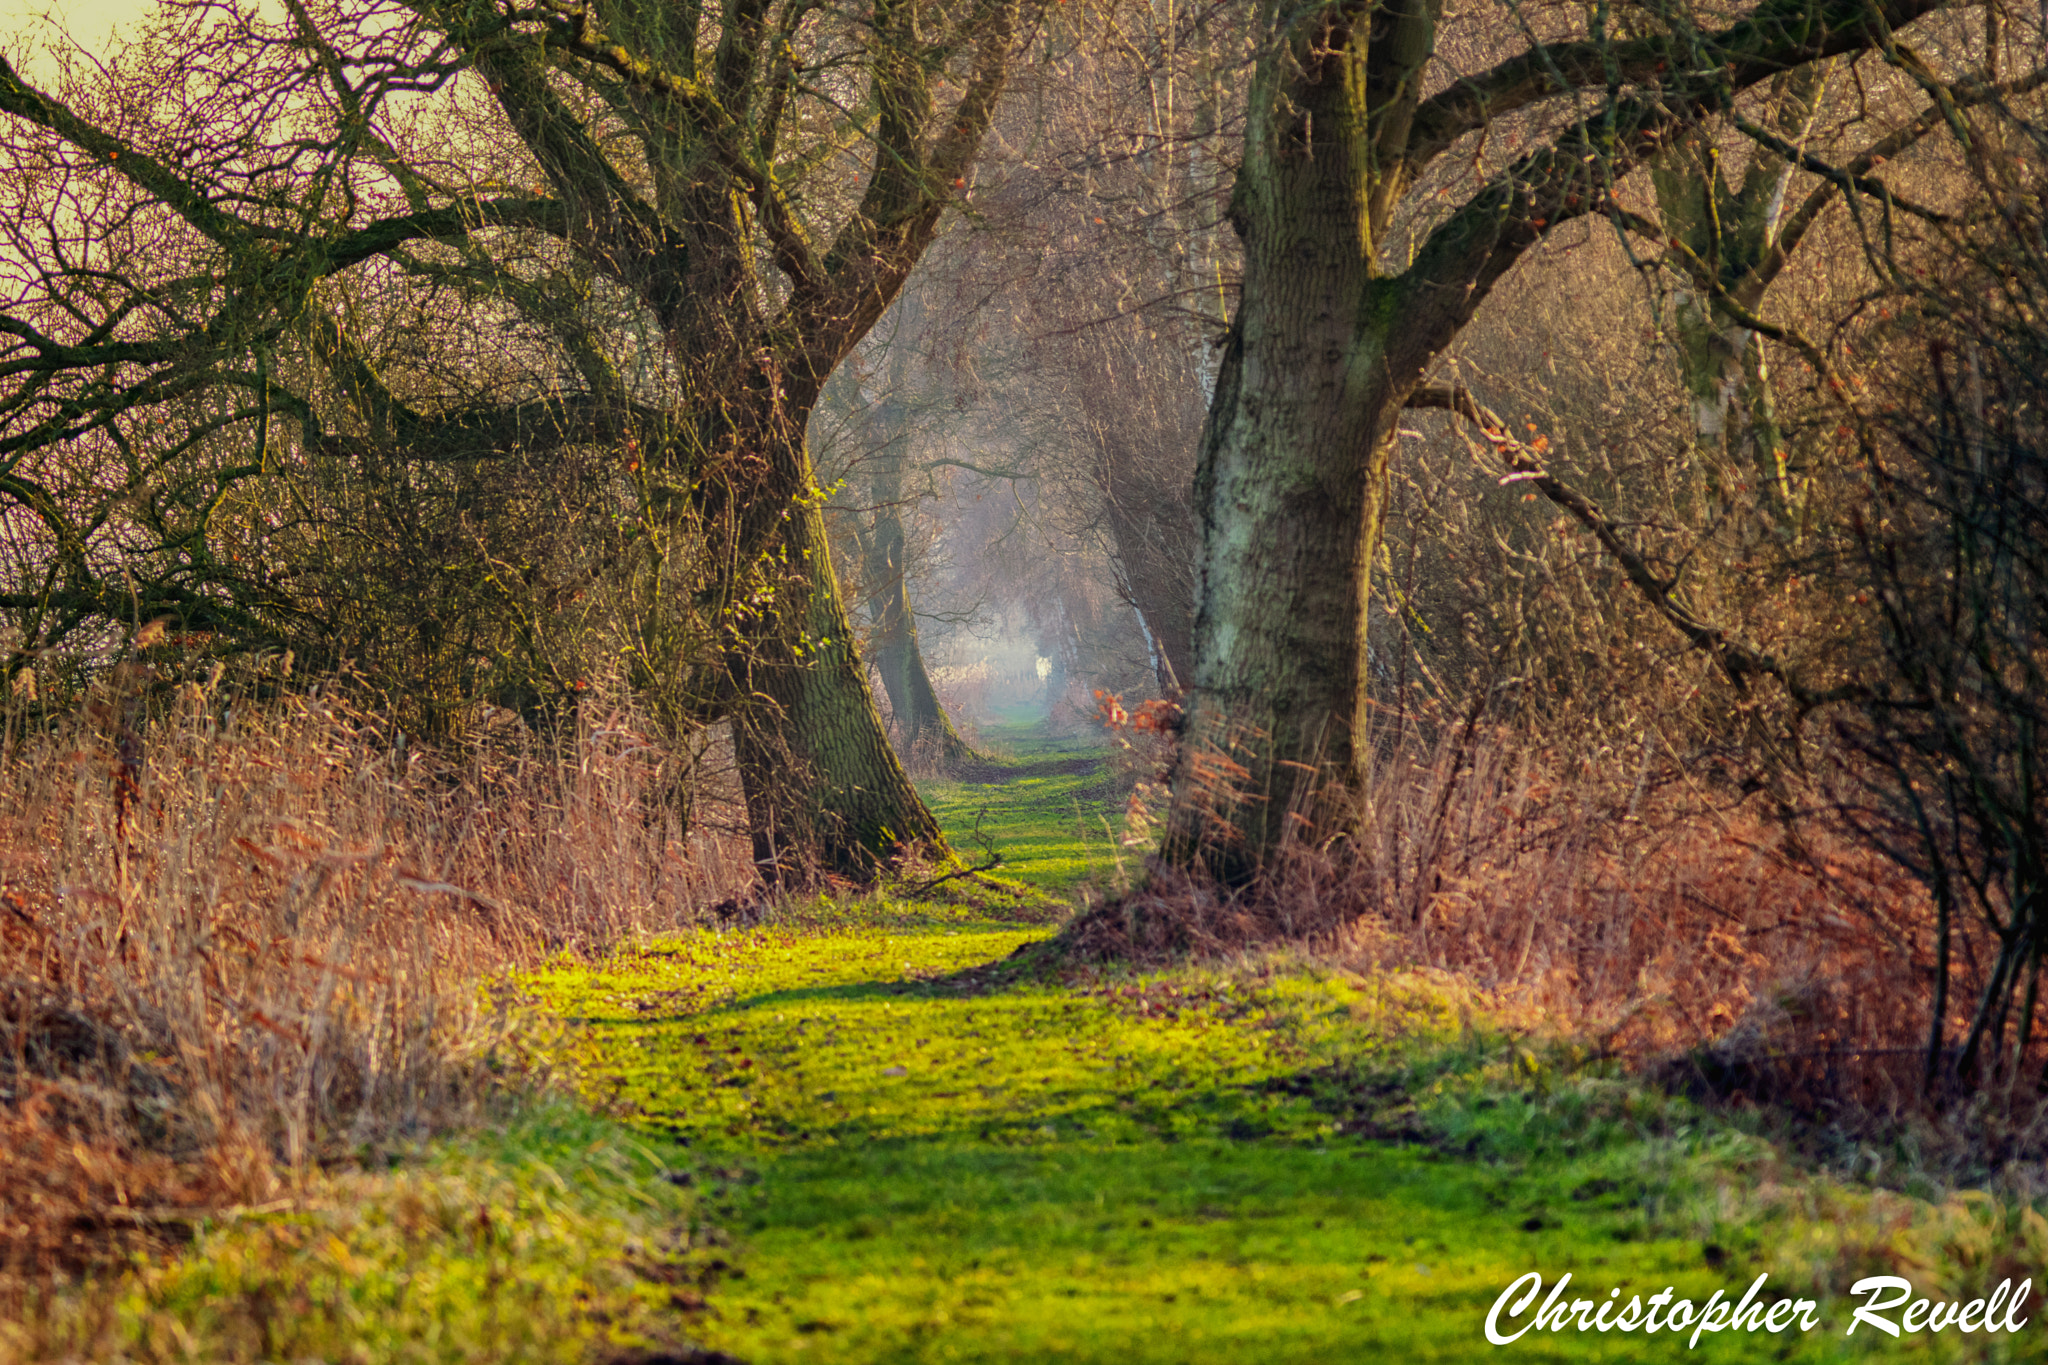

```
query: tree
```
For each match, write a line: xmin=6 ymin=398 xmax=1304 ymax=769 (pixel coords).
xmin=1650 ymin=68 xmax=1829 ymax=527
xmin=1793 ymin=71 xmax=2048 ymax=1091
xmin=1158 ymin=0 xmax=2043 ymax=879
xmin=0 ymin=0 xmax=1046 ymax=880
xmin=975 ymin=6 xmax=1244 ymax=697
xmin=857 ymin=412 xmax=981 ymax=769
xmin=811 ymin=287 xmax=981 ymax=770
xmin=1021 ymin=263 xmax=1208 ymax=696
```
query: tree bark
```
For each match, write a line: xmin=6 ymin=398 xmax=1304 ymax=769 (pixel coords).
xmin=730 ymin=483 xmax=945 ymax=883
xmin=1158 ymin=4 xmax=1425 ymax=880
xmin=461 ymin=0 xmax=1030 ymax=883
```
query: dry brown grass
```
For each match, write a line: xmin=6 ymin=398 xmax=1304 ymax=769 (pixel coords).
xmin=0 ymin=678 xmax=748 ymax=1285
xmin=1076 ymin=715 xmax=1965 ymax=1128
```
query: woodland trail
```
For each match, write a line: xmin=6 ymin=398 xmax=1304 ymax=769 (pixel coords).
xmin=527 ymin=733 xmax=1819 ymax=1364
xmin=33 ymin=735 xmax=2017 ymax=1364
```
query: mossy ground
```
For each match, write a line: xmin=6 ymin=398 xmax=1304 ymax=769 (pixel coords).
xmin=913 ymin=718 xmax=1140 ymax=895
xmin=528 ymin=893 xmax=2021 ymax=1363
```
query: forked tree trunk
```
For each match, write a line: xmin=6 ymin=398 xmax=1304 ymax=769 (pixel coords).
xmin=1157 ymin=1 xmax=1952 ymax=887
xmin=1155 ymin=7 xmax=1424 ymax=881
xmin=1157 ymin=0 xmax=1501 ymax=881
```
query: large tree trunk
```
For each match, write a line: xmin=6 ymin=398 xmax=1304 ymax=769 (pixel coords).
xmin=1669 ymin=300 xmax=1791 ymax=518
xmin=1156 ymin=8 xmax=1422 ymax=881
xmin=634 ymin=372 xmax=954 ymax=884
xmin=1137 ymin=0 xmax=1930 ymax=886
xmin=1156 ymin=296 xmax=1402 ymax=879
xmin=730 ymin=480 xmax=945 ymax=884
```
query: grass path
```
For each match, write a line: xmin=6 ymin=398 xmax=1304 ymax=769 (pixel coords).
xmin=19 ymin=728 xmax=2028 ymax=1363
xmin=908 ymin=719 xmax=1142 ymax=893
xmin=528 ymin=731 xmax=1902 ymax=1363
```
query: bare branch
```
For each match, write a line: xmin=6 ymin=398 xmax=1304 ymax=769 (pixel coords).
xmin=1405 ymin=382 xmax=1854 ymax=708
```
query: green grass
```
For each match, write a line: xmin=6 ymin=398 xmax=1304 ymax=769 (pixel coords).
xmin=9 ymin=1104 xmax=713 ymax=1364
xmin=914 ymin=722 xmax=1136 ymax=895
xmin=43 ymin=726 xmax=2048 ymax=1364
xmin=527 ymin=911 xmax=2010 ymax=1363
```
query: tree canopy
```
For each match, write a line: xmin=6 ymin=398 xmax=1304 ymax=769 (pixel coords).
xmin=0 ymin=0 xmax=1046 ymax=876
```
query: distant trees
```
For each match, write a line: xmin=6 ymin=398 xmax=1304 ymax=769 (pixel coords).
xmin=14 ymin=0 xmax=2047 ymax=945
xmin=1157 ymin=0 xmax=2046 ymax=881
xmin=0 ymin=0 xmax=1048 ymax=879
xmin=1018 ymin=250 xmax=1209 ymax=697
xmin=814 ymin=286 xmax=981 ymax=770
xmin=907 ymin=3 xmax=1244 ymax=703
xmin=1648 ymin=68 xmax=1828 ymax=528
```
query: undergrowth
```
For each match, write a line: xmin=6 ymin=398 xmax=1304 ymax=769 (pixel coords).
xmin=1081 ymin=698 xmax=2004 ymax=1174
xmin=0 ymin=680 xmax=741 ymax=1285
xmin=0 ymin=1103 xmax=716 ymax=1364
xmin=10 ymin=707 xmax=2046 ymax=1363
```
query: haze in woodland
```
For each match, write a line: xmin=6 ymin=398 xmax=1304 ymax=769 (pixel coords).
xmin=2 ymin=0 xmax=2047 ymax=1359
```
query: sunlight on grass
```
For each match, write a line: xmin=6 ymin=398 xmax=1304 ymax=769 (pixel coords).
xmin=20 ymin=717 xmax=2021 ymax=1364
xmin=914 ymin=723 xmax=1136 ymax=895
xmin=526 ymin=915 xmax=1909 ymax=1364
xmin=5 ymin=1105 xmax=709 ymax=1364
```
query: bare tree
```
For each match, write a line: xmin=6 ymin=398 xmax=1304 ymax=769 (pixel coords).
xmin=0 ymin=0 xmax=1048 ymax=880
xmin=1819 ymin=85 xmax=2048 ymax=1091
xmin=812 ymin=288 xmax=982 ymax=768
xmin=1157 ymin=0 xmax=2046 ymax=880
xmin=908 ymin=2 xmax=1248 ymax=701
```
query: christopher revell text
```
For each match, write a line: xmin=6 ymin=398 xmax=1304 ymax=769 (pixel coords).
xmin=1485 ymin=1271 xmax=2032 ymax=1347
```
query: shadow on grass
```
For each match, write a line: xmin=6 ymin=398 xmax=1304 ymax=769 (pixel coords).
xmin=685 ymin=1124 xmax=1744 ymax=1363
xmin=946 ymin=754 xmax=1103 ymax=784
xmin=711 ymin=938 xmax=1066 ymax=1016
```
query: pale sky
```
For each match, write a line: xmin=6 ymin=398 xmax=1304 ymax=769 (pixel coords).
xmin=1 ymin=0 xmax=152 ymax=77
